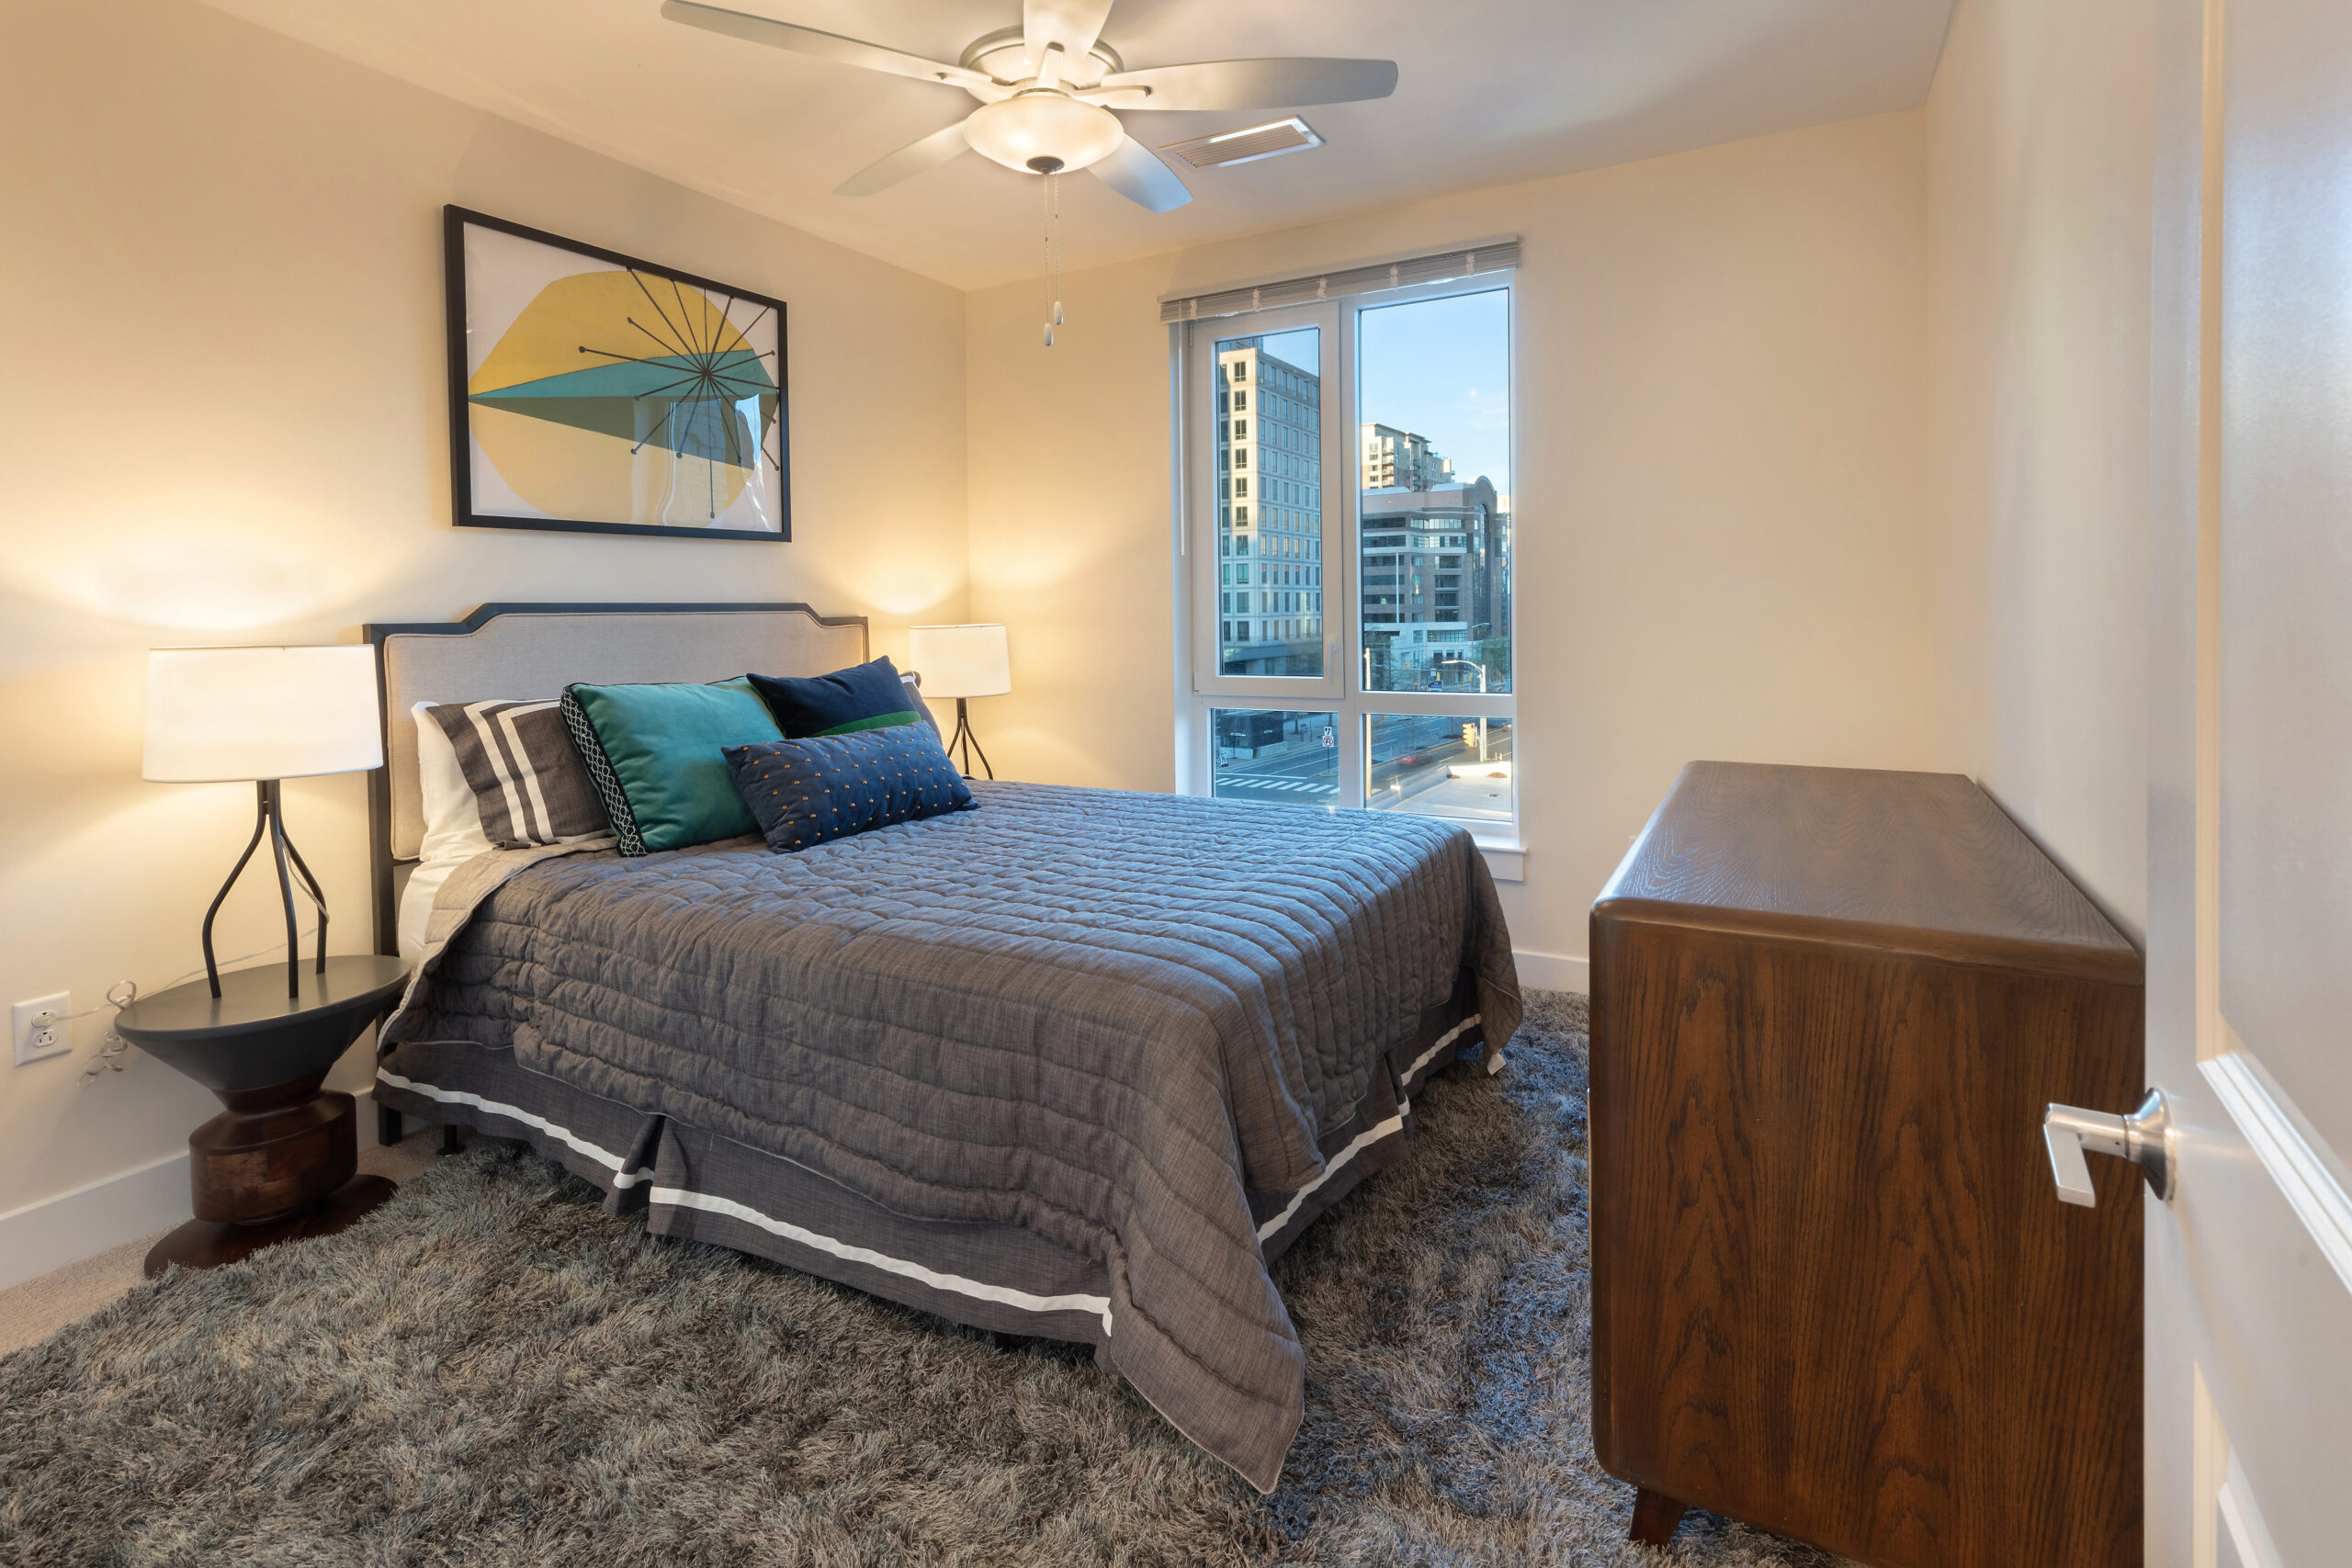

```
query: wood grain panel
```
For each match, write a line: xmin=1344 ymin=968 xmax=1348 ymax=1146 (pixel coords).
xmin=1603 ymin=761 xmax=2138 ymax=983
xmin=1590 ymin=762 xmax=2143 ymax=1568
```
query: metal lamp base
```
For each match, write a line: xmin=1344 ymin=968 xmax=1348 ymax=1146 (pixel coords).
xmin=945 ymin=697 xmax=994 ymax=780
xmin=200 ymin=779 xmax=328 ymax=1000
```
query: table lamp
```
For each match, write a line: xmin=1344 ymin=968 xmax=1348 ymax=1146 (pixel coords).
xmin=907 ymin=624 xmax=1011 ymax=779
xmin=143 ymin=645 xmax=382 ymax=999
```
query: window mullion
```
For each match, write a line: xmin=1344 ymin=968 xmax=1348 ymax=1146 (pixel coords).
xmin=1335 ymin=295 xmax=1363 ymax=806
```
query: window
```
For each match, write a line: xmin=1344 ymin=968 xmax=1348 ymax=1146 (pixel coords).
xmin=1206 ymin=327 xmax=1324 ymax=679
xmin=1209 ymin=709 xmax=1339 ymax=803
xmin=1184 ymin=279 xmax=1514 ymax=839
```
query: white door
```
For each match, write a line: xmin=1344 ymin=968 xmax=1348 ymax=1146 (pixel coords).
xmin=2144 ymin=0 xmax=2352 ymax=1562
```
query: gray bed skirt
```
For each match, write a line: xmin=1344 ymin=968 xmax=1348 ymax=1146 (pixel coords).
xmin=375 ymin=984 xmax=1493 ymax=1359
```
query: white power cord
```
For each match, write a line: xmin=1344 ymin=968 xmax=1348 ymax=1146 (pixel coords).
xmin=67 ymin=925 xmax=322 ymax=1086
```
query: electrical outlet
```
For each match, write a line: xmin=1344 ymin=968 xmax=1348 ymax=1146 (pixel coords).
xmin=13 ymin=994 xmax=71 ymax=1066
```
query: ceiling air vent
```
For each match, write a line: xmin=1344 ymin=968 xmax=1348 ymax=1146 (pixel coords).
xmin=1160 ymin=117 xmax=1323 ymax=171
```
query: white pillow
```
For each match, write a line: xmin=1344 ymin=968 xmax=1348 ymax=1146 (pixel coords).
xmin=397 ymin=856 xmax=461 ymax=964
xmin=413 ymin=700 xmax=496 ymax=864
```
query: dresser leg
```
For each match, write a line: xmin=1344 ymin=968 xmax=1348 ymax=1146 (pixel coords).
xmin=1629 ymin=1487 xmax=1687 ymax=1547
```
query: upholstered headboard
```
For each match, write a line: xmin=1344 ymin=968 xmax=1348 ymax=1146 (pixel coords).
xmin=363 ymin=602 xmax=868 ymax=953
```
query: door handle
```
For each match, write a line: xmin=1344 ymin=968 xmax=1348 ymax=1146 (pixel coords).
xmin=2043 ymin=1089 xmax=2174 ymax=1206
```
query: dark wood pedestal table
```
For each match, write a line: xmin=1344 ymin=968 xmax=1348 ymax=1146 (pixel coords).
xmin=114 ymin=955 xmax=412 ymax=1279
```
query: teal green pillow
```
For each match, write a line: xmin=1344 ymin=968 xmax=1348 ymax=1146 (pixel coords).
xmin=559 ymin=678 xmax=781 ymax=855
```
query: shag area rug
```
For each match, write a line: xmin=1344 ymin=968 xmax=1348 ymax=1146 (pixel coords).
xmin=0 ymin=992 xmax=1843 ymax=1567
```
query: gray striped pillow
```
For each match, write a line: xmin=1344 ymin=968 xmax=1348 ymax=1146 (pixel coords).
xmin=423 ymin=699 xmax=608 ymax=849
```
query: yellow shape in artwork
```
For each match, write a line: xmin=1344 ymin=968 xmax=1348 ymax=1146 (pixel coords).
xmin=469 ymin=270 xmax=754 ymax=395
xmin=470 ymin=402 xmax=756 ymax=525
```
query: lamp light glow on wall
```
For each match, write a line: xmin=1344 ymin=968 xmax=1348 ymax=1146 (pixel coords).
xmin=908 ymin=624 xmax=1010 ymax=780
xmin=144 ymin=646 xmax=382 ymax=998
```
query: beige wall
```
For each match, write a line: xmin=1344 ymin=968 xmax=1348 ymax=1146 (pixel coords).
xmin=967 ymin=112 xmax=1951 ymax=970
xmin=1 ymin=0 xmax=2168 ymax=1247
xmin=1926 ymin=0 xmax=2159 ymax=941
xmin=0 ymin=0 xmax=967 ymax=1220
xmin=965 ymin=255 xmax=1184 ymax=795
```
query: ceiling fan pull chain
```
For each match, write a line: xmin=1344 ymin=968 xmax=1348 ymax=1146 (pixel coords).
xmin=1042 ymin=166 xmax=1067 ymax=347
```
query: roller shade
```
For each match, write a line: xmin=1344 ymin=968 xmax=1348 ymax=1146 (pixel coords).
xmin=1158 ymin=240 xmax=1521 ymax=323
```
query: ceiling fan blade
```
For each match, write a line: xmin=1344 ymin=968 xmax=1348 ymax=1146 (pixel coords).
xmin=834 ymin=119 xmax=972 ymax=197
xmin=661 ymin=0 xmax=992 ymax=90
xmin=1023 ymin=0 xmax=1115 ymax=70
xmin=1089 ymin=134 xmax=1191 ymax=212
xmin=1091 ymin=57 xmax=1398 ymax=111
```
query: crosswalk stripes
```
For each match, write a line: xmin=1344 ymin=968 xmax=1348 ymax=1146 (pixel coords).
xmin=1215 ymin=775 xmax=1338 ymax=794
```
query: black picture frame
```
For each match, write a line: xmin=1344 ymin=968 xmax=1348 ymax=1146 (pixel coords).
xmin=443 ymin=206 xmax=791 ymax=543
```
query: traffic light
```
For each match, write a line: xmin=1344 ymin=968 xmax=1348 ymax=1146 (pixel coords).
xmin=1461 ymin=723 xmax=1476 ymax=749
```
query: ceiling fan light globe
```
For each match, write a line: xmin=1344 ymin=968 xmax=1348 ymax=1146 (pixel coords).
xmin=965 ymin=91 xmax=1124 ymax=174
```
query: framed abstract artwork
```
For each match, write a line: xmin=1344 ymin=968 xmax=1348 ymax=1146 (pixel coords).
xmin=443 ymin=207 xmax=789 ymax=541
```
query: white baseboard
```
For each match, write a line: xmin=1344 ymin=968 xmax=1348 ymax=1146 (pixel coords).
xmin=0 ymin=1089 xmax=383 ymax=1293
xmin=0 ymin=1148 xmax=187 ymax=1292
xmin=1515 ymin=949 xmax=1589 ymax=995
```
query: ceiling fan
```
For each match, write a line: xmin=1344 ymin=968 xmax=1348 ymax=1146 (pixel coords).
xmin=659 ymin=0 xmax=1400 ymax=212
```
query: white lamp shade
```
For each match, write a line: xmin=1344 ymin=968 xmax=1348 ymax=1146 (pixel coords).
xmin=143 ymin=645 xmax=383 ymax=783
xmin=908 ymin=625 xmax=1012 ymax=699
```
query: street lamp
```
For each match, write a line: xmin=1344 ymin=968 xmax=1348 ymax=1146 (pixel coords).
xmin=1439 ymin=658 xmax=1490 ymax=761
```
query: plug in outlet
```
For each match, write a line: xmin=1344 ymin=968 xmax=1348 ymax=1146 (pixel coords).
xmin=13 ymin=994 xmax=72 ymax=1066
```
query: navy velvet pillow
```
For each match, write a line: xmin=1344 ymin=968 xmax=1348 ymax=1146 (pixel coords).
xmin=750 ymin=658 xmax=921 ymax=739
xmin=722 ymin=726 xmax=977 ymax=853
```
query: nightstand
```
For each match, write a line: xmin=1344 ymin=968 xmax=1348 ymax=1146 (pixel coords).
xmin=114 ymin=954 xmax=412 ymax=1278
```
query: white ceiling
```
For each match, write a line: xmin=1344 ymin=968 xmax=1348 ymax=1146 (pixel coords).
xmin=198 ymin=0 xmax=1957 ymax=289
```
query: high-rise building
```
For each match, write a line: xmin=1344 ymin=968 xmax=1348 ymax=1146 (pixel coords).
xmin=1360 ymin=423 xmax=1454 ymax=491
xmin=1216 ymin=340 xmax=1323 ymax=676
xmin=1359 ymin=474 xmax=1503 ymax=685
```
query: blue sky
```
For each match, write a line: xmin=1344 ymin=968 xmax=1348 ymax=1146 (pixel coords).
xmin=1358 ymin=288 xmax=1511 ymax=491
xmin=1233 ymin=289 xmax=1512 ymax=493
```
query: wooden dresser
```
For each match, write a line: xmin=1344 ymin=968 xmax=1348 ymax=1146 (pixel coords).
xmin=1589 ymin=761 xmax=2143 ymax=1568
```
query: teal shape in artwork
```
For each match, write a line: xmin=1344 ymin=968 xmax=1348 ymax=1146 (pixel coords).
xmin=470 ymin=350 xmax=779 ymax=449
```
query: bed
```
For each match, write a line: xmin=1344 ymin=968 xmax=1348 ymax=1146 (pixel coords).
xmin=365 ymin=602 xmax=1521 ymax=1492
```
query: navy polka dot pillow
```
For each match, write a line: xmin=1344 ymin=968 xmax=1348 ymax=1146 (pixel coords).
xmin=721 ymin=726 xmax=977 ymax=853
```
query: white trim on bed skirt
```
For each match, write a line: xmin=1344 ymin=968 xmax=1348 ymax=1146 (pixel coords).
xmin=1254 ymin=1107 xmax=1408 ymax=1244
xmin=377 ymin=1067 xmax=1114 ymax=1331
xmin=650 ymin=1187 xmax=1114 ymax=1332
xmin=376 ymin=1070 xmax=651 ymax=1188
xmin=1404 ymin=1014 xmax=1482 ymax=1085
xmin=1254 ymin=1012 xmax=1485 ymax=1245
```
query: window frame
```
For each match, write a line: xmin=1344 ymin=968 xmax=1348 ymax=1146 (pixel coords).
xmin=1176 ymin=275 xmax=1518 ymax=844
xmin=1185 ymin=301 xmax=1347 ymax=704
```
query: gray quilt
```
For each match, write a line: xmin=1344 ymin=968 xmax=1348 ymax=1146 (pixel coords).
xmin=381 ymin=781 xmax=1520 ymax=1490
